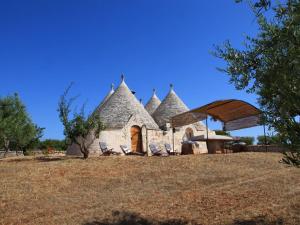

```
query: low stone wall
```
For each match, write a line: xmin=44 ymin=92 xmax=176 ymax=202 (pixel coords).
xmin=0 ymin=151 xmax=24 ymax=158
xmin=246 ymin=145 xmax=287 ymax=153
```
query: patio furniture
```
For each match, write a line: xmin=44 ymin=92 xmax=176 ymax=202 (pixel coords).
xmin=120 ymin=145 xmax=144 ymax=156
xmin=164 ymin=143 xmax=178 ymax=155
xmin=99 ymin=142 xmax=121 ymax=156
xmin=181 ymin=141 xmax=202 ymax=155
xmin=149 ymin=144 xmax=168 ymax=156
xmin=192 ymin=135 xmax=234 ymax=154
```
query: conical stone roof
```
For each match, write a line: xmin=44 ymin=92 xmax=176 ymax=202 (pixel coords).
xmin=153 ymin=85 xmax=189 ymax=127
xmin=95 ymin=84 xmax=115 ymax=111
xmin=102 ymin=83 xmax=115 ymax=104
xmin=145 ymin=89 xmax=161 ymax=116
xmin=96 ymin=77 xmax=159 ymax=129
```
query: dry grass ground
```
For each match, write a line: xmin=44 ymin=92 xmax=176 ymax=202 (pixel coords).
xmin=0 ymin=153 xmax=299 ymax=225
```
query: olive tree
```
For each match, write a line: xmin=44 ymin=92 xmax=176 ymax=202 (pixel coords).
xmin=58 ymin=85 xmax=105 ymax=159
xmin=0 ymin=94 xmax=43 ymax=155
xmin=214 ymin=0 xmax=300 ymax=166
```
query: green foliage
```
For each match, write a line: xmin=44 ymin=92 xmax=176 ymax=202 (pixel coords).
xmin=214 ymin=0 xmax=300 ymax=166
xmin=0 ymin=94 xmax=43 ymax=153
xmin=235 ymin=0 xmax=271 ymax=12
xmin=23 ymin=149 xmax=34 ymax=156
xmin=214 ymin=130 xmax=231 ymax=136
xmin=38 ymin=139 xmax=67 ymax=151
xmin=238 ymin=136 xmax=255 ymax=145
xmin=282 ymin=151 xmax=300 ymax=167
xmin=257 ymin=135 xmax=281 ymax=145
xmin=58 ymin=84 xmax=105 ymax=159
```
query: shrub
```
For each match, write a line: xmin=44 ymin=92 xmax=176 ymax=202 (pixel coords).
xmin=257 ymin=135 xmax=281 ymax=145
xmin=38 ymin=139 xmax=67 ymax=151
xmin=238 ymin=136 xmax=255 ymax=145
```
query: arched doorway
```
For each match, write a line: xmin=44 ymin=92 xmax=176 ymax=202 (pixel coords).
xmin=131 ymin=125 xmax=143 ymax=153
xmin=185 ymin=128 xmax=194 ymax=141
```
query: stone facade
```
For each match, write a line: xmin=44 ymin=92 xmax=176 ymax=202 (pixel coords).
xmin=66 ymin=122 xmax=213 ymax=156
xmin=146 ymin=125 xmax=212 ymax=155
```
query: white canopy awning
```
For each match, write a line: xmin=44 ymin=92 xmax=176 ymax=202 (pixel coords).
xmin=171 ymin=99 xmax=262 ymax=131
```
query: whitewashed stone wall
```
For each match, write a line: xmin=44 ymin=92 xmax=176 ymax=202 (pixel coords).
xmin=66 ymin=120 xmax=214 ymax=156
xmin=146 ymin=125 xmax=214 ymax=155
xmin=66 ymin=115 xmax=152 ymax=156
xmin=66 ymin=128 xmax=130 ymax=156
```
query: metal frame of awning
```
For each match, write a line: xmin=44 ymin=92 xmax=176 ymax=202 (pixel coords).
xmin=171 ymin=99 xmax=262 ymax=131
xmin=171 ymin=99 xmax=268 ymax=151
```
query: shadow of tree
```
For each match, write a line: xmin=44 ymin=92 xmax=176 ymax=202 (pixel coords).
xmin=0 ymin=157 xmax=33 ymax=163
xmin=34 ymin=156 xmax=66 ymax=162
xmin=231 ymin=216 xmax=284 ymax=225
xmin=84 ymin=211 xmax=284 ymax=225
xmin=2 ymin=156 xmax=68 ymax=163
xmin=84 ymin=211 xmax=195 ymax=225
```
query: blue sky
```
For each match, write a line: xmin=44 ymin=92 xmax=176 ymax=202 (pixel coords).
xmin=0 ymin=0 xmax=266 ymax=140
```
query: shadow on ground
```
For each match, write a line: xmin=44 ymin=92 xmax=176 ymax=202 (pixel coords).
xmin=0 ymin=157 xmax=33 ymax=163
xmin=231 ymin=216 xmax=284 ymax=225
xmin=34 ymin=156 xmax=66 ymax=162
xmin=1 ymin=156 xmax=71 ymax=163
xmin=84 ymin=211 xmax=284 ymax=225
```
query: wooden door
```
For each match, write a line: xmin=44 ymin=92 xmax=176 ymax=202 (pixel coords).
xmin=131 ymin=126 xmax=143 ymax=152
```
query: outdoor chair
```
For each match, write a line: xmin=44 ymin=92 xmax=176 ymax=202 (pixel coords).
xmin=120 ymin=145 xmax=145 ymax=156
xmin=149 ymin=144 xmax=168 ymax=157
xmin=164 ymin=143 xmax=178 ymax=155
xmin=99 ymin=142 xmax=120 ymax=156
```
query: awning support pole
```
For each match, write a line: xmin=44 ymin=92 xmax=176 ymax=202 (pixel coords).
xmin=205 ymin=115 xmax=209 ymax=140
xmin=223 ymin=123 xmax=226 ymax=153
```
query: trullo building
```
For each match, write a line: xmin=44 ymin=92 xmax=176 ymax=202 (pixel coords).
xmin=145 ymin=89 xmax=161 ymax=116
xmin=66 ymin=76 xmax=214 ymax=156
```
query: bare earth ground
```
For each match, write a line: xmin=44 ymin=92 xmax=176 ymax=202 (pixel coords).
xmin=0 ymin=153 xmax=299 ymax=225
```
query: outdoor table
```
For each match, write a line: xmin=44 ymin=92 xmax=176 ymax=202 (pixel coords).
xmin=192 ymin=135 xmax=233 ymax=154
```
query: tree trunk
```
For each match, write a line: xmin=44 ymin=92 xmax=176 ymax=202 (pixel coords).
xmin=80 ymin=144 xmax=89 ymax=159
xmin=3 ymin=138 xmax=10 ymax=158
xmin=75 ymin=138 xmax=91 ymax=159
xmin=83 ymin=150 xmax=89 ymax=159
